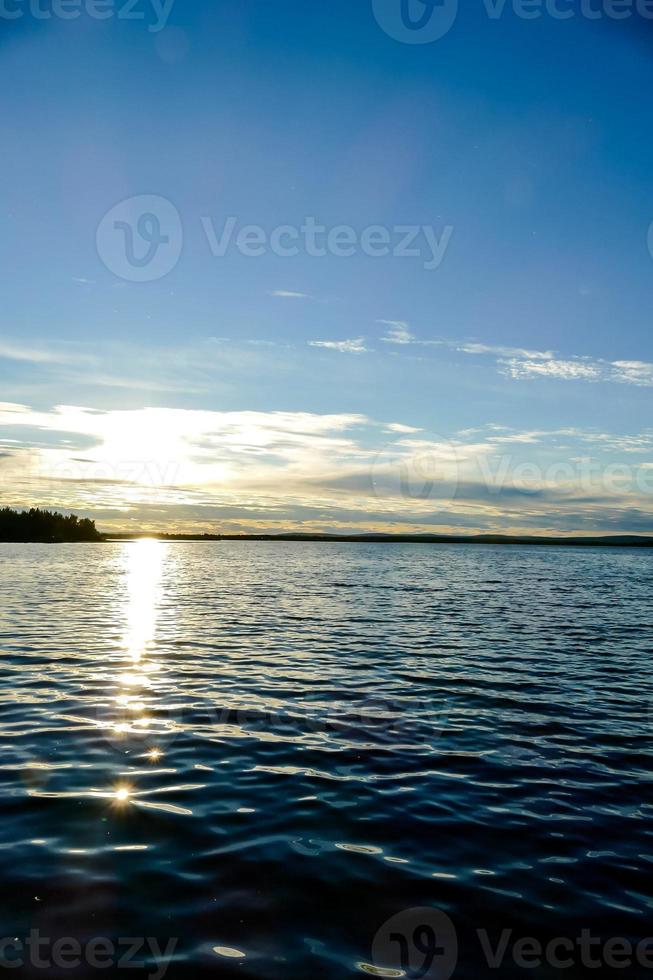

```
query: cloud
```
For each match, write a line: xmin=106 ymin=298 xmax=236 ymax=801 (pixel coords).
xmin=384 ymin=423 xmax=423 ymax=434
xmin=382 ymin=328 xmax=653 ymax=388
xmin=378 ymin=320 xmax=415 ymax=345
xmin=3 ymin=406 xmax=653 ymax=537
xmin=6 ymin=329 xmax=650 ymax=402
xmin=0 ymin=402 xmax=30 ymax=414
xmin=455 ymin=342 xmax=555 ymax=360
xmin=611 ymin=361 xmax=653 ymax=387
xmin=270 ymin=290 xmax=310 ymax=299
xmin=309 ymin=338 xmax=370 ymax=354
xmin=500 ymin=357 xmax=603 ymax=381
xmin=499 ymin=354 xmax=653 ymax=386
xmin=0 ymin=342 xmax=90 ymax=366
xmin=0 ymin=335 xmax=307 ymax=402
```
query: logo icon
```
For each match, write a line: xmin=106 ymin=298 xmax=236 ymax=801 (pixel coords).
xmin=372 ymin=0 xmax=458 ymax=43
xmin=370 ymin=435 xmax=459 ymax=513
xmin=96 ymin=195 xmax=183 ymax=282
xmin=372 ymin=908 xmax=458 ymax=980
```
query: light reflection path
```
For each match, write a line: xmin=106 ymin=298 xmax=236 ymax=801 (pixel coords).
xmin=122 ymin=538 xmax=163 ymax=667
xmin=110 ymin=540 xmax=173 ymax=805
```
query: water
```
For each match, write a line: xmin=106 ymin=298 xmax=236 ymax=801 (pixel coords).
xmin=0 ymin=541 xmax=652 ymax=979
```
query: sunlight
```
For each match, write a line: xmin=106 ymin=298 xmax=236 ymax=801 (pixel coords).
xmin=122 ymin=539 xmax=163 ymax=664
xmin=101 ymin=539 xmax=169 ymax=762
xmin=114 ymin=785 xmax=131 ymax=804
xmin=119 ymin=672 xmax=151 ymax=688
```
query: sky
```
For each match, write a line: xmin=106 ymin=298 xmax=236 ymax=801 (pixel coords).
xmin=1 ymin=0 xmax=653 ymax=535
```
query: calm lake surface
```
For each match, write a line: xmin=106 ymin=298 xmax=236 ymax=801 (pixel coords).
xmin=1 ymin=541 xmax=652 ymax=979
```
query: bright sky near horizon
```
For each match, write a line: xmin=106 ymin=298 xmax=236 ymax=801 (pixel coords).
xmin=1 ymin=1 xmax=653 ymax=534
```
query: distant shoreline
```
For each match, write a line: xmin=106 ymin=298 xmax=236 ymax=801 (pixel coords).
xmin=2 ymin=508 xmax=650 ymax=547
xmin=103 ymin=532 xmax=653 ymax=549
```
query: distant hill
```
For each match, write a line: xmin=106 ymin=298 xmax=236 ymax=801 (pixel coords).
xmin=108 ymin=531 xmax=653 ymax=548
xmin=0 ymin=508 xmax=103 ymax=543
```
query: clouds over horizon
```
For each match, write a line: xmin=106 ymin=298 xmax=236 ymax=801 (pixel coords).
xmin=1 ymin=315 xmax=651 ymax=537
xmin=1 ymin=400 xmax=652 ymax=537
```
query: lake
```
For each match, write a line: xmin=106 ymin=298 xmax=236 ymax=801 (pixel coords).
xmin=0 ymin=541 xmax=652 ymax=978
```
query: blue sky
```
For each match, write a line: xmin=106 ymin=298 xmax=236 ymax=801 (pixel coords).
xmin=1 ymin=1 xmax=652 ymax=534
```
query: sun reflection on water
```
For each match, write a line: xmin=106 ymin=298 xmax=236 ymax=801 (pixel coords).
xmin=102 ymin=540 xmax=172 ymax=805
xmin=110 ymin=784 xmax=135 ymax=810
xmin=110 ymin=540 xmax=167 ymax=746
xmin=122 ymin=539 xmax=163 ymax=664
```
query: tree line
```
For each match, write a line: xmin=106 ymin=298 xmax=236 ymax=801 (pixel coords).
xmin=0 ymin=508 xmax=103 ymax=542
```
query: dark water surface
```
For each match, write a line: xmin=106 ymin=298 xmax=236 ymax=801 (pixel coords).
xmin=1 ymin=541 xmax=652 ymax=979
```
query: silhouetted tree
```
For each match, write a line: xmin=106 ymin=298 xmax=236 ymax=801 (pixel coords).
xmin=0 ymin=508 xmax=103 ymax=542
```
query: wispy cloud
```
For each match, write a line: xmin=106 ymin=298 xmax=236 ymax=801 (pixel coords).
xmin=0 ymin=342 xmax=90 ymax=366
xmin=372 ymin=323 xmax=653 ymax=388
xmin=270 ymin=290 xmax=310 ymax=299
xmin=0 ymin=335 xmax=302 ymax=400
xmin=500 ymin=357 xmax=603 ymax=381
xmin=309 ymin=338 xmax=370 ymax=354
xmin=384 ymin=422 xmax=423 ymax=434
xmin=465 ymin=342 xmax=653 ymax=387
xmin=611 ymin=361 xmax=653 ymax=387
xmin=378 ymin=320 xmax=415 ymax=345
xmin=500 ymin=354 xmax=653 ymax=386
xmin=455 ymin=342 xmax=555 ymax=360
